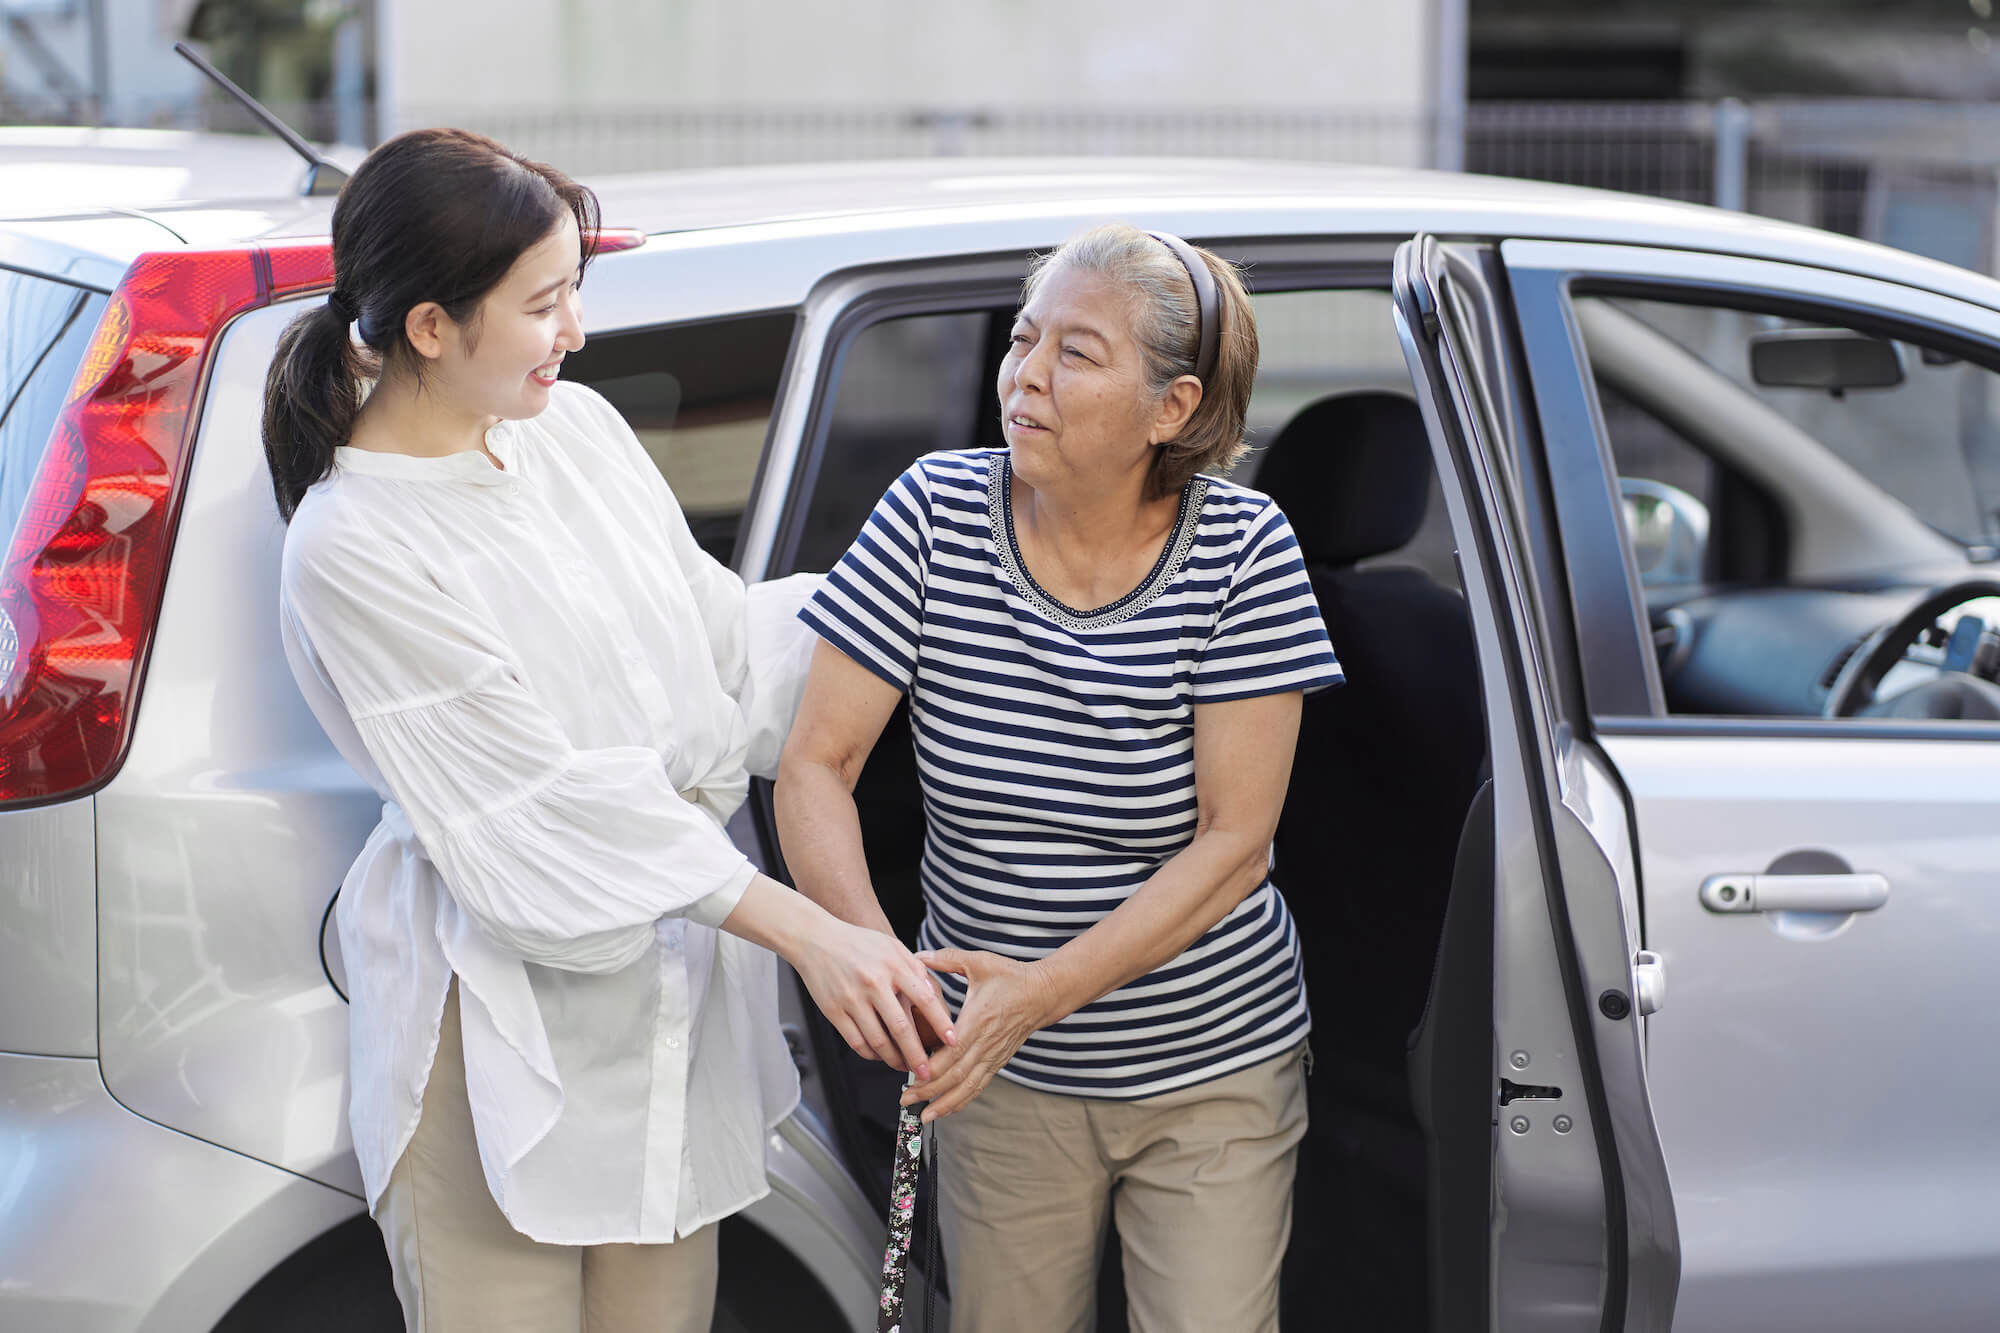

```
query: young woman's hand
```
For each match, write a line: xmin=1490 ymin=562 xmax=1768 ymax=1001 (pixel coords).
xmin=900 ymin=948 xmax=1058 ymax=1121
xmin=719 ymin=874 xmax=956 ymax=1078
xmin=793 ymin=918 xmax=959 ymax=1079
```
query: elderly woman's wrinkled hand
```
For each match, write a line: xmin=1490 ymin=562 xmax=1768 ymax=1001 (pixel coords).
xmin=900 ymin=948 xmax=1058 ymax=1121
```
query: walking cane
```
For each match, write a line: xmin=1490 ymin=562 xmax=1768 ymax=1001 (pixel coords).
xmin=877 ymin=1089 xmax=939 ymax=1332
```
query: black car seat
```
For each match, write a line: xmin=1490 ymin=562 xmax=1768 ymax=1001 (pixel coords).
xmin=1259 ymin=391 xmax=1488 ymax=1329
xmin=1256 ymin=389 xmax=1487 ymax=1076
xmin=1408 ymin=779 xmax=1496 ymax=1332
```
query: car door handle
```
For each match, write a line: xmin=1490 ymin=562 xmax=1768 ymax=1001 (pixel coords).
xmin=1699 ymin=872 xmax=1890 ymax=914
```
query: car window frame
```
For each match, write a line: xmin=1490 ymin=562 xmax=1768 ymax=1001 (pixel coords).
xmin=735 ymin=239 xmax=1402 ymax=582
xmin=559 ymin=305 xmax=802 ymax=568
xmin=1502 ymin=238 xmax=2000 ymax=742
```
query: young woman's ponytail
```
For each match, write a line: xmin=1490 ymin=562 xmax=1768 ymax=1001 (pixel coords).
xmin=260 ymin=128 xmax=602 ymax=522
xmin=262 ymin=295 xmax=368 ymax=521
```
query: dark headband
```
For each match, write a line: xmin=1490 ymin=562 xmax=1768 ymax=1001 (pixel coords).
xmin=1147 ymin=230 xmax=1220 ymax=384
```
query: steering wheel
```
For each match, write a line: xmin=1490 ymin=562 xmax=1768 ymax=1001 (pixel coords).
xmin=1824 ymin=577 xmax=2000 ymax=719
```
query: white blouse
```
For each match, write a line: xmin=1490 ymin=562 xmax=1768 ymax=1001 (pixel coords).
xmin=278 ymin=380 xmax=813 ymax=1245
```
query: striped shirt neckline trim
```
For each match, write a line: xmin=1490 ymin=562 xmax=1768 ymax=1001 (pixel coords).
xmin=988 ymin=454 xmax=1211 ymax=632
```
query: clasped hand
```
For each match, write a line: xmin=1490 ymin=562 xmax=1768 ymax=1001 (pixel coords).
xmin=900 ymin=948 xmax=1056 ymax=1122
xmin=793 ymin=921 xmax=960 ymax=1079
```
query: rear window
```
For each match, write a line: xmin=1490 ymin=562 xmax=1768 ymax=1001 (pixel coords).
xmin=0 ymin=269 xmax=104 ymax=551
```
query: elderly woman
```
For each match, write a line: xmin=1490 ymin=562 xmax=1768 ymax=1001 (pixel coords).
xmin=776 ymin=223 xmax=1341 ymax=1333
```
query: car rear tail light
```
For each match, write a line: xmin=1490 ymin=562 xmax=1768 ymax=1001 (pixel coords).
xmin=0 ymin=238 xmax=334 ymax=805
xmin=0 ymin=224 xmax=649 ymax=807
xmin=590 ymin=228 xmax=646 ymax=255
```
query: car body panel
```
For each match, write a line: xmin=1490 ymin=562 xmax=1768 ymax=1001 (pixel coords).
xmin=0 ymin=800 xmax=97 ymax=1057
xmin=0 ymin=1051 xmax=361 ymax=1333
xmin=0 ymin=127 xmax=362 ymax=217
xmin=748 ymin=1114 xmax=894 ymax=1333
xmin=93 ymin=300 xmax=370 ymax=1196
xmin=582 ymin=158 xmax=2000 ymax=311
xmin=1598 ymin=731 xmax=2000 ymax=1333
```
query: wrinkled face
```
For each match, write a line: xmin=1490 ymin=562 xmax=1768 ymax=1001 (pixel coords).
xmin=438 ymin=211 xmax=586 ymax=422
xmin=998 ymin=262 xmax=1167 ymax=494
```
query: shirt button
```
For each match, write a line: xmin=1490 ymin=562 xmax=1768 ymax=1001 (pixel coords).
xmin=664 ymin=1036 xmax=682 ymax=1050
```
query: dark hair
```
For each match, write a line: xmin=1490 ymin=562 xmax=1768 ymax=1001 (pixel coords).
xmin=262 ymin=128 xmax=602 ymax=520
xmin=1022 ymin=223 xmax=1259 ymax=500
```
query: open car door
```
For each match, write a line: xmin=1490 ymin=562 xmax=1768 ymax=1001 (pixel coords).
xmin=1391 ymin=234 xmax=1680 ymax=1332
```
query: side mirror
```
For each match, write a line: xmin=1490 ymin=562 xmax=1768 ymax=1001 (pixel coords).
xmin=1749 ymin=328 xmax=1905 ymax=394
xmin=1620 ymin=477 xmax=1711 ymax=588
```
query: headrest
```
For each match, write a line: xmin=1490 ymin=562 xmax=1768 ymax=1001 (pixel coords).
xmin=1253 ymin=391 xmax=1432 ymax=567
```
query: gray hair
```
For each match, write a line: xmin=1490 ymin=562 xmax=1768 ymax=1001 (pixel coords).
xmin=1021 ymin=223 xmax=1259 ymax=498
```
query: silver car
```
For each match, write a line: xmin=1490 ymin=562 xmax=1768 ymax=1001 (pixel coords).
xmin=4 ymin=131 xmax=1999 ymax=1333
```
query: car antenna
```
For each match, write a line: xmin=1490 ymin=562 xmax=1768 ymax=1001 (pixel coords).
xmin=172 ymin=41 xmax=349 ymax=197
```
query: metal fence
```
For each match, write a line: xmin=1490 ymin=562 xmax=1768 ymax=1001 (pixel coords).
xmin=7 ymin=94 xmax=1999 ymax=272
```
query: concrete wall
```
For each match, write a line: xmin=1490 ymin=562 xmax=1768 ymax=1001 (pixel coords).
xmin=0 ymin=0 xmax=201 ymax=120
xmin=380 ymin=0 xmax=1437 ymax=123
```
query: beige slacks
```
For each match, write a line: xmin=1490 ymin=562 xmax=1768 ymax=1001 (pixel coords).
xmin=936 ymin=1043 xmax=1310 ymax=1333
xmin=371 ymin=983 xmax=718 ymax=1333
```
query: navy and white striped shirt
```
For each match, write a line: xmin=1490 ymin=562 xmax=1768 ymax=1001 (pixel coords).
xmin=801 ymin=450 xmax=1343 ymax=1099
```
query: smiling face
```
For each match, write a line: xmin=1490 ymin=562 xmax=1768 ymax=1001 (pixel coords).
xmin=999 ymin=262 xmax=1196 ymax=497
xmin=426 ymin=210 xmax=587 ymax=423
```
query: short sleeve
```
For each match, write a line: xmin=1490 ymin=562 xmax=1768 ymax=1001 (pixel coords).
xmin=1191 ymin=501 xmax=1344 ymax=703
xmin=797 ymin=461 xmax=934 ymax=691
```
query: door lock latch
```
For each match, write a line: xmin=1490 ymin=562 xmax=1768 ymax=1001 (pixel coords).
xmin=1498 ymin=1077 xmax=1563 ymax=1105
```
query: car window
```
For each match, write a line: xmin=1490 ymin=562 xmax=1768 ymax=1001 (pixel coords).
xmin=789 ymin=287 xmax=1444 ymax=582
xmin=564 ymin=311 xmax=794 ymax=564
xmin=1595 ymin=378 xmax=1718 ymax=518
xmin=791 ymin=309 xmax=999 ymax=574
xmin=1572 ymin=290 xmax=2000 ymax=720
xmin=1601 ymin=296 xmax=2000 ymax=551
xmin=1235 ymin=288 xmax=1458 ymax=591
xmin=0 ymin=271 xmax=102 ymax=556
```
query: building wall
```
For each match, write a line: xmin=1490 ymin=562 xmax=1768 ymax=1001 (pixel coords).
xmin=380 ymin=0 xmax=1437 ymax=125
xmin=0 ymin=0 xmax=202 ymax=119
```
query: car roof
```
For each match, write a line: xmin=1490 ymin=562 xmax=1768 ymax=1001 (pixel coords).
xmin=0 ymin=128 xmax=356 ymax=285
xmin=587 ymin=157 xmax=2000 ymax=311
xmin=0 ymin=127 xmax=357 ymax=212
xmin=5 ymin=149 xmax=1995 ymax=313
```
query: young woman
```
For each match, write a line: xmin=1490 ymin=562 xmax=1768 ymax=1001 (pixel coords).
xmin=265 ymin=128 xmax=954 ymax=1333
xmin=777 ymin=223 xmax=1342 ymax=1332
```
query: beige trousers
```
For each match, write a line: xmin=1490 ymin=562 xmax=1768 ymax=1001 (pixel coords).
xmin=371 ymin=983 xmax=718 ymax=1333
xmin=936 ymin=1043 xmax=1310 ymax=1333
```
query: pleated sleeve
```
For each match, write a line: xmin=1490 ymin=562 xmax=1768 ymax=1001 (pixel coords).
xmin=281 ymin=501 xmax=755 ymax=973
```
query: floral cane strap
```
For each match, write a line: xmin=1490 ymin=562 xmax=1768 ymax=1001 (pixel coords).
xmin=878 ymin=1093 xmax=935 ymax=1332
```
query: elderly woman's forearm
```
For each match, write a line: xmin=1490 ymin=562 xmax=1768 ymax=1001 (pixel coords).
xmin=774 ymin=755 xmax=896 ymax=935
xmin=1030 ymin=829 xmax=1273 ymax=1023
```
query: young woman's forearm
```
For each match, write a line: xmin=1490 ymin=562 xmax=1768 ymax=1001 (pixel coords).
xmin=715 ymin=870 xmax=828 ymax=961
xmin=720 ymin=871 xmax=955 ymax=1072
xmin=1028 ymin=829 xmax=1273 ymax=1024
xmin=774 ymin=754 xmax=896 ymax=936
